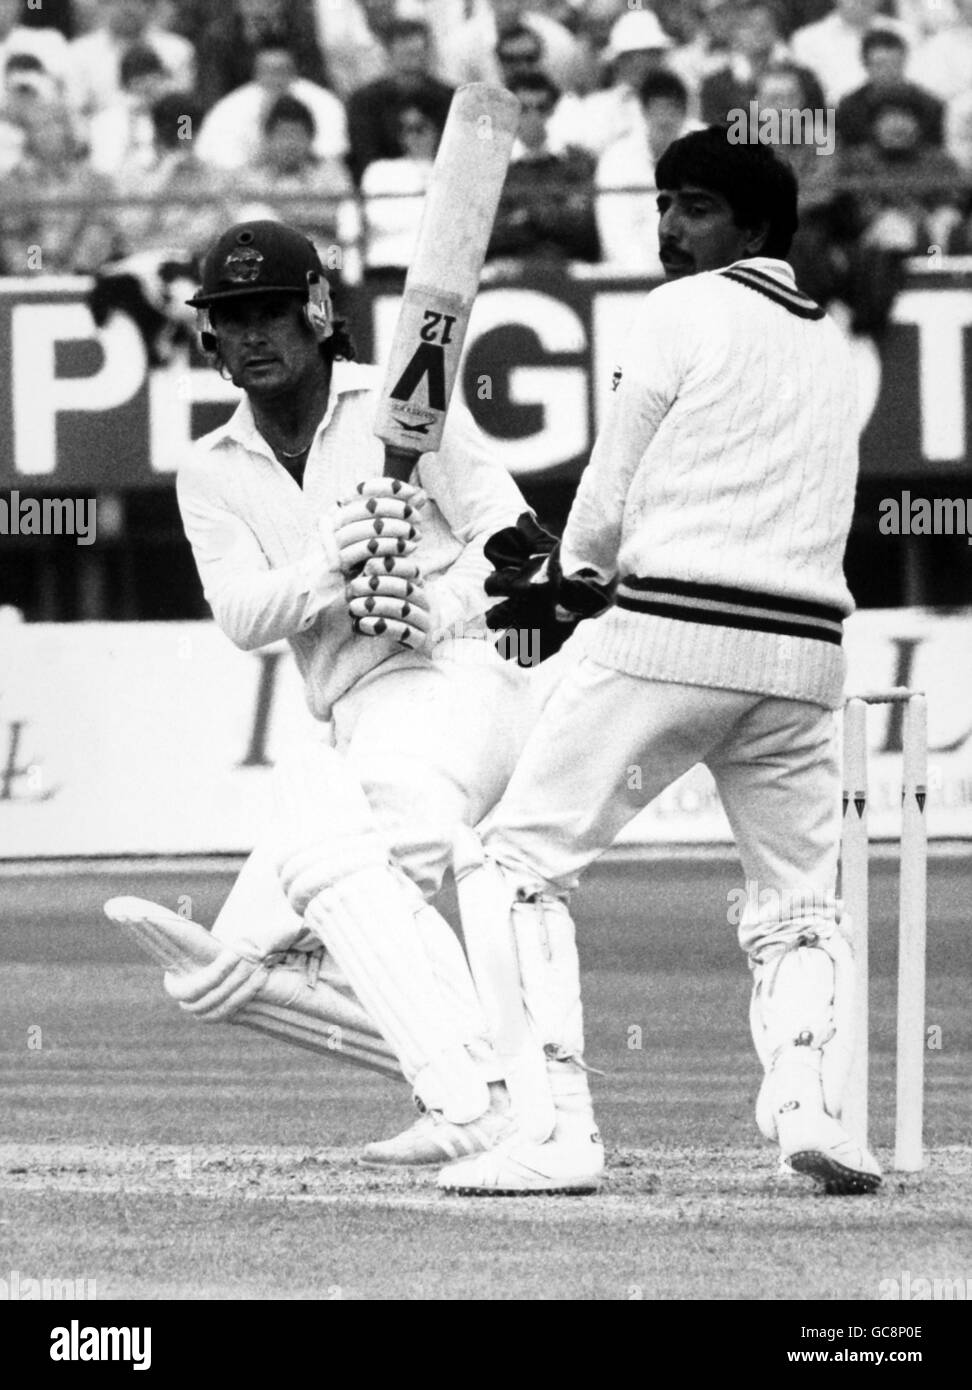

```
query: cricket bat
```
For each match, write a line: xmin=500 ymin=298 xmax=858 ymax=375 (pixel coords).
xmin=373 ymin=83 xmax=519 ymax=481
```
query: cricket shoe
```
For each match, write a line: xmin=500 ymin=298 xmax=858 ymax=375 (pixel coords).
xmin=360 ymin=1084 xmax=515 ymax=1167
xmin=776 ymin=1105 xmax=882 ymax=1195
xmin=436 ymin=1126 xmax=604 ymax=1196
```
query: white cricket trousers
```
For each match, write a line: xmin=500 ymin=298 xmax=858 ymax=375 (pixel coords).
xmin=483 ymin=656 xmax=842 ymax=952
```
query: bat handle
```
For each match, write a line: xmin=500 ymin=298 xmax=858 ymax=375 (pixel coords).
xmin=383 ymin=446 xmax=419 ymax=483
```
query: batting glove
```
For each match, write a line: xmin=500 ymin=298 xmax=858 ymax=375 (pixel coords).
xmin=334 ymin=478 xmax=426 ymax=573
xmin=346 ymin=556 xmax=433 ymax=651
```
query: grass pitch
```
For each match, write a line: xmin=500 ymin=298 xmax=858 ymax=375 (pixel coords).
xmin=1 ymin=853 xmax=969 ymax=1300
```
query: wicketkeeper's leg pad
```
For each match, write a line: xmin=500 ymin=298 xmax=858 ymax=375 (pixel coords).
xmin=748 ymin=923 xmax=855 ymax=1140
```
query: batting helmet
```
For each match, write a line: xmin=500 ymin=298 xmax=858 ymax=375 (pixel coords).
xmin=187 ymin=220 xmax=334 ymax=349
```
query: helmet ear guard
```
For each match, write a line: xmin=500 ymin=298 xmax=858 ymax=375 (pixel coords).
xmin=196 ymin=307 xmax=217 ymax=353
xmin=304 ymin=271 xmax=334 ymax=343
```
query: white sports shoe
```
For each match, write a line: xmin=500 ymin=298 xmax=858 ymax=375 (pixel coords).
xmin=776 ymin=1104 xmax=882 ymax=1195
xmin=361 ymin=1084 xmax=514 ymax=1167
xmin=437 ymin=1126 xmax=605 ymax=1196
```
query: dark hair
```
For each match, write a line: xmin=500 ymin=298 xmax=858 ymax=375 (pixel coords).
xmin=508 ymin=70 xmax=561 ymax=105
xmin=861 ymin=26 xmax=907 ymax=60
xmin=496 ymin=22 xmax=543 ymax=61
xmin=655 ymin=125 xmax=799 ymax=258
xmin=386 ymin=18 xmax=430 ymax=46
xmin=638 ymin=69 xmax=688 ymax=110
xmin=5 ymin=53 xmax=45 ymax=76
xmin=119 ymin=43 xmax=166 ymax=89
xmin=151 ymin=91 xmax=203 ymax=147
xmin=263 ymin=92 xmax=316 ymax=137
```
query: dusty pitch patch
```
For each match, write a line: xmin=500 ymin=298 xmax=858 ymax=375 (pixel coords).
xmin=1 ymin=1143 xmax=968 ymax=1223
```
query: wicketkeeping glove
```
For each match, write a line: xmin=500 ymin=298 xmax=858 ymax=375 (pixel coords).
xmin=334 ymin=478 xmax=426 ymax=573
xmin=484 ymin=512 xmax=614 ymax=665
xmin=346 ymin=556 xmax=433 ymax=651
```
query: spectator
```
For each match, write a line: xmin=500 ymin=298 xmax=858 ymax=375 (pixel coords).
xmin=88 ymin=44 xmax=171 ymax=176
xmin=595 ymin=68 xmax=699 ymax=273
xmin=571 ymin=0 xmax=631 ymax=96
xmin=0 ymin=0 xmax=69 ymax=84
xmin=195 ymin=43 xmax=348 ymax=172
xmin=839 ymin=87 xmax=962 ymax=327
xmin=0 ymin=54 xmax=53 ymax=174
xmin=112 ymin=92 xmax=238 ymax=258
xmin=699 ymin=1 xmax=816 ymax=125
xmin=911 ymin=0 xmax=972 ymax=104
xmin=238 ymin=93 xmax=354 ymax=257
xmin=668 ymin=0 xmax=741 ymax=106
xmin=495 ymin=20 xmax=547 ymax=88
xmin=359 ymin=89 xmax=446 ymax=283
xmin=754 ymin=63 xmax=853 ymax=306
xmin=487 ymin=70 xmax=599 ymax=266
xmin=837 ymin=27 xmax=942 ymax=148
xmin=549 ymin=7 xmax=676 ymax=158
xmin=441 ymin=0 xmax=584 ymax=94
xmin=0 ymin=96 xmax=120 ymax=273
xmin=310 ymin=0 xmax=388 ymax=99
xmin=66 ymin=0 xmax=196 ymax=126
xmin=193 ymin=0 xmax=327 ymax=113
xmin=346 ymin=19 xmax=454 ymax=183
xmin=790 ymin=0 xmax=914 ymax=103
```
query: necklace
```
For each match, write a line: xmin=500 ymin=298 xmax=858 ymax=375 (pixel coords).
xmin=276 ymin=441 xmax=311 ymax=459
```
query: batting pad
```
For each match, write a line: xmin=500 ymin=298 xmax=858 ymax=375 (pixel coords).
xmin=104 ymin=897 xmax=399 ymax=1078
xmin=303 ymin=868 xmax=491 ymax=1123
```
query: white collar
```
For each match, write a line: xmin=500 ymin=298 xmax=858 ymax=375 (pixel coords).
xmin=210 ymin=359 xmax=374 ymax=459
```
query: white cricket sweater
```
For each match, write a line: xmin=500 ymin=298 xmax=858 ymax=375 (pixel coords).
xmin=561 ymin=258 xmax=859 ymax=709
xmin=177 ymin=360 xmax=526 ymax=720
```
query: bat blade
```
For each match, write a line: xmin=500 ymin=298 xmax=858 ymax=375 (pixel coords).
xmin=373 ymin=83 xmax=519 ymax=479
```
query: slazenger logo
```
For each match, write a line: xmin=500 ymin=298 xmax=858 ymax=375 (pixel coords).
xmin=50 ymin=1320 xmax=151 ymax=1371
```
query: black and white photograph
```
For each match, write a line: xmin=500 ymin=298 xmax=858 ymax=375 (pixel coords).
xmin=0 ymin=0 xmax=969 ymax=1334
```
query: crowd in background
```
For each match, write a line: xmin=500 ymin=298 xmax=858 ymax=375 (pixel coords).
xmin=0 ymin=0 xmax=970 ymax=318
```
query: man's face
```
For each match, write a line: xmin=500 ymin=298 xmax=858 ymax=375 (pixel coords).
xmin=515 ymin=86 xmax=554 ymax=150
xmin=264 ymin=120 xmax=313 ymax=173
xmin=254 ymin=50 xmax=297 ymax=96
xmin=497 ymin=34 xmax=543 ymax=83
xmin=737 ymin=5 xmax=778 ymax=61
xmin=657 ymin=184 xmax=765 ymax=278
xmin=644 ymin=97 xmax=686 ymax=154
xmin=106 ymin=0 xmax=153 ymax=41
xmin=212 ymin=294 xmax=319 ymax=398
xmin=390 ymin=33 xmax=430 ymax=86
xmin=757 ymin=72 xmax=805 ymax=110
xmin=399 ymin=106 xmax=438 ymax=159
xmin=865 ymin=43 xmax=906 ymax=86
